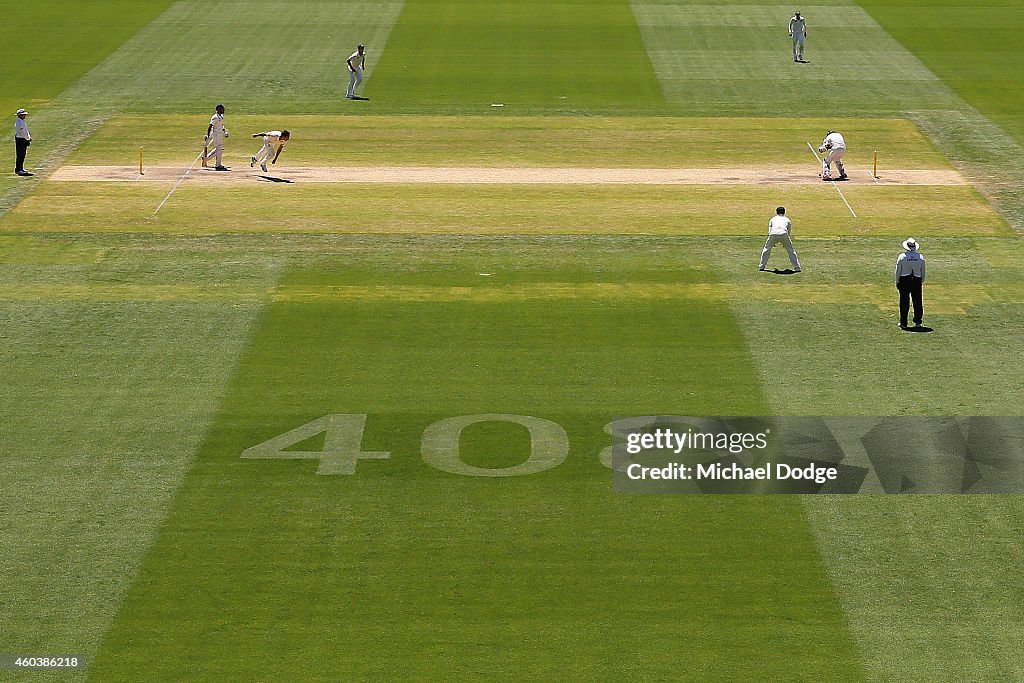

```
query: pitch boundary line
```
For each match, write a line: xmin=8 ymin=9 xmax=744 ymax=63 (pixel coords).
xmin=806 ymin=142 xmax=858 ymax=218
xmin=153 ymin=150 xmax=205 ymax=215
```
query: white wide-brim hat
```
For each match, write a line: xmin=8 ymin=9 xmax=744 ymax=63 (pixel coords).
xmin=902 ymin=237 xmax=918 ymax=250
xmin=15 ymin=108 xmax=28 ymax=115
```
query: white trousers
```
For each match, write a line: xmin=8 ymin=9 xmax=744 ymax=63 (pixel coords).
xmin=792 ymin=34 xmax=805 ymax=58
xmin=254 ymin=140 xmax=274 ymax=164
xmin=347 ymin=69 xmax=363 ymax=97
xmin=206 ymin=132 xmax=224 ymax=166
xmin=760 ymin=234 xmax=801 ymax=270
xmin=823 ymin=148 xmax=846 ymax=177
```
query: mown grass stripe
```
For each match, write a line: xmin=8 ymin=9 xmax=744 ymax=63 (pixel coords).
xmin=806 ymin=496 xmax=1024 ymax=681
xmin=0 ymin=280 xmax=1013 ymax=313
xmin=56 ymin=0 xmax=405 ymax=113
xmin=5 ymin=182 xmax=1005 ymax=236
xmin=0 ymin=299 xmax=276 ymax=680
xmin=369 ymin=0 xmax=665 ymax=111
xmin=65 ymin=115 xmax=956 ymax=169
xmin=88 ymin=260 xmax=864 ymax=680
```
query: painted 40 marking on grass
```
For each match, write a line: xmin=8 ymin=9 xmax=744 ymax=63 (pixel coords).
xmin=242 ymin=413 xmax=569 ymax=477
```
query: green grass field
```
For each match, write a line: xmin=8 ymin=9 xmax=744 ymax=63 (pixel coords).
xmin=2 ymin=0 xmax=1023 ymax=681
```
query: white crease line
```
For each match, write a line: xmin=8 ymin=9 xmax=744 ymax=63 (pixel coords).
xmin=807 ymin=141 xmax=857 ymax=218
xmin=153 ymin=150 xmax=204 ymax=214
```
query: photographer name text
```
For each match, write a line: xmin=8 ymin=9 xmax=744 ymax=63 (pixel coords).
xmin=626 ymin=461 xmax=838 ymax=484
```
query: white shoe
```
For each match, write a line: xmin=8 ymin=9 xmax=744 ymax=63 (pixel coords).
xmin=260 ymin=162 xmax=267 ymax=172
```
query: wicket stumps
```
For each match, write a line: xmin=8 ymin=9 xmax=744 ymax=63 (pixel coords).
xmin=873 ymin=149 xmax=878 ymax=178
xmin=139 ymin=147 xmax=145 ymax=176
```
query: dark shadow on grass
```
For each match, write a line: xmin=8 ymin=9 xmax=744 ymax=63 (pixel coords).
xmin=900 ymin=325 xmax=934 ymax=333
xmin=762 ymin=268 xmax=801 ymax=275
xmin=256 ymin=175 xmax=294 ymax=183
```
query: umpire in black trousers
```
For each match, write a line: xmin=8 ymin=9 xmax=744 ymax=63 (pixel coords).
xmin=14 ymin=108 xmax=32 ymax=176
xmin=895 ymin=237 xmax=925 ymax=328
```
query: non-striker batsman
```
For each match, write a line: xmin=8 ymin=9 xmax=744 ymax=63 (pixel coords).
xmin=203 ymin=104 xmax=229 ymax=171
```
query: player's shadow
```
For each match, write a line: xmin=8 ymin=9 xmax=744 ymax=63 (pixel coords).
xmin=256 ymin=175 xmax=294 ymax=184
xmin=766 ymin=268 xmax=800 ymax=275
xmin=900 ymin=325 xmax=934 ymax=333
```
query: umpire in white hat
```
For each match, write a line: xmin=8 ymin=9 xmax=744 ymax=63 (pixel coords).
xmin=895 ymin=237 xmax=925 ymax=328
xmin=14 ymin=108 xmax=32 ymax=176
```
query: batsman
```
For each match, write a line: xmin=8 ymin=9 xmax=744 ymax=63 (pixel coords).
xmin=203 ymin=104 xmax=229 ymax=171
xmin=818 ymin=129 xmax=848 ymax=181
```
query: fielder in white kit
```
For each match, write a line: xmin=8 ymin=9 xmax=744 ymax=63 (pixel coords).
xmin=346 ymin=44 xmax=366 ymax=100
xmin=759 ymin=206 xmax=802 ymax=273
xmin=250 ymin=130 xmax=290 ymax=172
xmin=789 ymin=11 xmax=807 ymax=62
xmin=818 ymin=130 xmax=848 ymax=181
xmin=203 ymin=104 xmax=228 ymax=170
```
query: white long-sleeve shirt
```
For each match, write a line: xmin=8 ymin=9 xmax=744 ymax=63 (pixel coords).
xmin=820 ymin=131 xmax=846 ymax=151
xmin=895 ymin=250 xmax=925 ymax=282
xmin=789 ymin=16 xmax=806 ymax=37
xmin=15 ymin=117 xmax=31 ymax=140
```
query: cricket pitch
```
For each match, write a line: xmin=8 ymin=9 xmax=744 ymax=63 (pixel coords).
xmin=50 ymin=165 xmax=967 ymax=186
